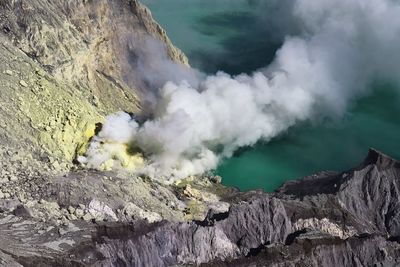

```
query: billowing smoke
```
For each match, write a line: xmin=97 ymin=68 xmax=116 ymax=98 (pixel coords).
xmin=123 ymin=36 xmax=202 ymax=113
xmin=80 ymin=0 xmax=400 ymax=181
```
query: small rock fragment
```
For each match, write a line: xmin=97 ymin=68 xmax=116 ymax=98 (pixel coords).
xmin=211 ymin=175 xmax=222 ymax=184
xmin=87 ymin=199 xmax=117 ymax=221
xmin=68 ymin=206 xmax=76 ymax=214
xmin=74 ymin=208 xmax=84 ymax=218
xmin=82 ymin=213 xmax=92 ymax=221
xmin=19 ymin=80 xmax=28 ymax=87
xmin=9 ymin=175 xmax=18 ymax=182
xmin=67 ymin=214 xmax=77 ymax=221
xmin=122 ymin=202 xmax=162 ymax=223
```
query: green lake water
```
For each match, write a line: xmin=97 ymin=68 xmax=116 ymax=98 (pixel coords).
xmin=142 ymin=0 xmax=400 ymax=192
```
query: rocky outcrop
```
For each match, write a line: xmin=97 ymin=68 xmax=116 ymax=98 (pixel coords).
xmin=0 ymin=0 xmax=188 ymax=170
xmin=209 ymin=234 xmax=400 ymax=267
xmin=0 ymin=149 xmax=399 ymax=267
xmin=0 ymin=0 xmax=187 ymax=86
xmin=277 ymin=149 xmax=400 ymax=237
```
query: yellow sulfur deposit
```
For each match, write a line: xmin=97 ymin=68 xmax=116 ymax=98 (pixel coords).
xmin=79 ymin=141 xmax=145 ymax=172
xmin=75 ymin=123 xmax=98 ymax=157
xmin=105 ymin=143 xmax=145 ymax=171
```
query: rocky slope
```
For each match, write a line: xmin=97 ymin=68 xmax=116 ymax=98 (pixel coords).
xmin=0 ymin=0 xmax=202 ymax=226
xmin=0 ymin=0 xmax=187 ymax=171
xmin=0 ymin=149 xmax=399 ymax=266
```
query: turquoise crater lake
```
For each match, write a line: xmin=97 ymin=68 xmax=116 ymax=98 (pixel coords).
xmin=142 ymin=0 xmax=400 ymax=192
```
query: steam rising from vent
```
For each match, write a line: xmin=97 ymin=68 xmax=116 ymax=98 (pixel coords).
xmin=80 ymin=0 xmax=400 ymax=181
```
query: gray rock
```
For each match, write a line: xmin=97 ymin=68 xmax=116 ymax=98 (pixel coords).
xmin=122 ymin=202 xmax=162 ymax=223
xmin=74 ymin=208 xmax=84 ymax=218
xmin=48 ymin=150 xmax=400 ymax=266
xmin=1 ymin=149 xmax=394 ymax=267
xmin=87 ymin=199 xmax=118 ymax=222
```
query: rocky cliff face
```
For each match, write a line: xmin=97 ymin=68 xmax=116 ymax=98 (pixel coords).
xmin=0 ymin=0 xmax=187 ymax=168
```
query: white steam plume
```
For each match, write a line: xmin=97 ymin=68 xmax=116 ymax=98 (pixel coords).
xmin=81 ymin=0 xmax=400 ymax=181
